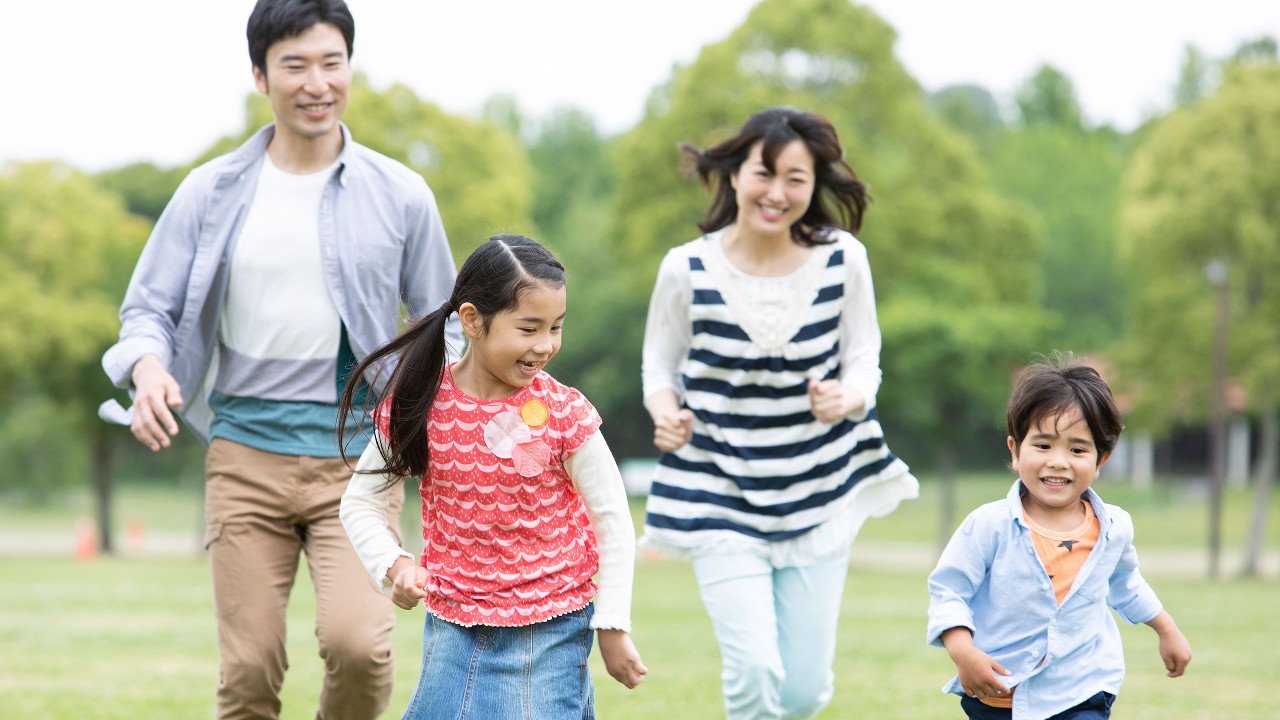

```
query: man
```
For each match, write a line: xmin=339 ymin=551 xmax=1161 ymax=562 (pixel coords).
xmin=100 ymin=1 xmax=459 ymax=717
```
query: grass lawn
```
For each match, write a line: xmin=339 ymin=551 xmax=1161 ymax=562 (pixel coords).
xmin=1 ymin=474 xmax=1277 ymax=718
xmin=0 ymin=555 xmax=1276 ymax=718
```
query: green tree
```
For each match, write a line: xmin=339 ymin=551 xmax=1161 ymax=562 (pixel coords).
xmin=985 ymin=66 xmax=1130 ymax=353
xmin=1175 ymin=45 xmax=1214 ymax=109
xmin=1016 ymin=64 xmax=1084 ymax=131
xmin=611 ymin=0 xmax=1048 ymax=532
xmin=928 ymin=83 xmax=1005 ymax=150
xmin=94 ymin=162 xmax=186 ymax=223
xmin=0 ymin=162 xmax=150 ymax=547
xmin=513 ymin=106 xmax=653 ymax=453
xmin=1119 ymin=63 xmax=1280 ymax=575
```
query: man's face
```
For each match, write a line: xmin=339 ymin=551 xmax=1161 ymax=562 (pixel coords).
xmin=252 ymin=22 xmax=350 ymax=146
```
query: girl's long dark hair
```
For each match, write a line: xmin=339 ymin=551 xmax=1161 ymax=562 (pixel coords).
xmin=682 ymin=106 xmax=869 ymax=246
xmin=338 ymin=234 xmax=566 ymax=479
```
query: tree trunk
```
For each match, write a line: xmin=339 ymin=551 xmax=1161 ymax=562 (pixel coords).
xmin=937 ymin=442 xmax=958 ymax=555
xmin=91 ymin=427 xmax=115 ymax=555
xmin=1243 ymin=397 xmax=1277 ymax=576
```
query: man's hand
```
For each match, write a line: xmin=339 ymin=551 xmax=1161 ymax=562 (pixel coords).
xmin=130 ymin=354 xmax=183 ymax=451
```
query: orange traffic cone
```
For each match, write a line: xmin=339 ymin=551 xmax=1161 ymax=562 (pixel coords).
xmin=125 ymin=518 xmax=147 ymax=555
xmin=74 ymin=518 xmax=98 ymax=562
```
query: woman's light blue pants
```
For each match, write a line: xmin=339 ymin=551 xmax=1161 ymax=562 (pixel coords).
xmin=692 ymin=552 xmax=851 ymax=720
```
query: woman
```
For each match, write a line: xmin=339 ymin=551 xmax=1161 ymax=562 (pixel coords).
xmin=640 ymin=107 xmax=918 ymax=719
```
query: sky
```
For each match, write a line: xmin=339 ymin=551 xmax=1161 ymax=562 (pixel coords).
xmin=4 ymin=0 xmax=1277 ymax=171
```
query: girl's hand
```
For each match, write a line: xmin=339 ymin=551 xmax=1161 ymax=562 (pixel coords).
xmin=808 ymin=379 xmax=853 ymax=423
xmin=597 ymin=629 xmax=647 ymax=689
xmin=652 ymin=409 xmax=693 ymax=453
xmin=388 ymin=558 xmax=427 ymax=610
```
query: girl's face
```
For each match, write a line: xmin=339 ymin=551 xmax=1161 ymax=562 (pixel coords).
xmin=730 ymin=139 xmax=815 ymax=240
xmin=1009 ymin=410 xmax=1111 ymax=520
xmin=457 ymin=281 xmax=566 ymax=399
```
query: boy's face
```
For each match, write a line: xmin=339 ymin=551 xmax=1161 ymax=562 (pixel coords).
xmin=252 ymin=22 xmax=350 ymax=147
xmin=1008 ymin=410 xmax=1110 ymax=517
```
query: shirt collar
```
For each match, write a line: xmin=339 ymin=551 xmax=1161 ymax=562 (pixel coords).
xmin=225 ymin=123 xmax=354 ymax=188
xmin=1004 ymin=479 xmax=1110 ymax=529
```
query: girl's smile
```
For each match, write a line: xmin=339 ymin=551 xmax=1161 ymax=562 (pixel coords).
xmin=454 ymin=281 xmax=566 ymax=400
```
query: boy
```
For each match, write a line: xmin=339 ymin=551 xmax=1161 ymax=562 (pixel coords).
xmin=927 ymin=357 xmax=1191 ymax=719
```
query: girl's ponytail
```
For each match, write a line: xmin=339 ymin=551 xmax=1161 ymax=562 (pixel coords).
xmin=338 ymin=297 xmax=457 ymax=478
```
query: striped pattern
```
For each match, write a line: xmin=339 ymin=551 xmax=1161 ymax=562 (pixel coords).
xmin=644 ymin=238 xmax=910 ymax=548
xmin=378 ymin=371 xmax=602 ymax=626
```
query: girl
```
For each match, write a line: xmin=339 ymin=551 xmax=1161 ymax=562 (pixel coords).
xmin=640 ymin=107 xmax=918 ymax=719
xmin=339 ymin=234 xmax=646 ymax=719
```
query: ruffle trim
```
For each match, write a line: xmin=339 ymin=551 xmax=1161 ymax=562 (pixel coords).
xmin=640 ymin=468 xmax=919 ymax=564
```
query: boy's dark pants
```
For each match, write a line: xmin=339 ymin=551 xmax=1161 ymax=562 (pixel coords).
xmin=960 ymin=691 xmax=1115 ymax=720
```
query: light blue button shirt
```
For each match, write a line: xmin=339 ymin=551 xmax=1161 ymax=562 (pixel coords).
xmin=101 ymin=123 xmax=461 ymax=443
xmin=927 ymin=481 xmax=1163 ymax=719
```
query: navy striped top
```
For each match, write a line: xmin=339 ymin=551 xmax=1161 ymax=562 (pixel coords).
xmin=641 ymin=230 xmax=914 ymax=553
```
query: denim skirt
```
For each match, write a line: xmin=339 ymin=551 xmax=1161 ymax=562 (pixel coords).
xmin=403 ymin=604 xmax=596 ymax=720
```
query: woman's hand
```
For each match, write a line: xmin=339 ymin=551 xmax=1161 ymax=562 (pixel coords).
xmin=808 ymin=379 xmax=867 ymax=423
xmin=652 ymin=409 xmax=694 ymax=453
xmin=598 ymin=629 xmax=647 ymax=689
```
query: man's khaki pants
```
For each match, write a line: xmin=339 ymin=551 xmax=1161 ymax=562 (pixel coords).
xmin=204 ymin=438 xmax=405 ymax=720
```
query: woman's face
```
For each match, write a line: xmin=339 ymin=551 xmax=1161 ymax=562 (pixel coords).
xmin=729 ymin=139 xmax=815 ymax=240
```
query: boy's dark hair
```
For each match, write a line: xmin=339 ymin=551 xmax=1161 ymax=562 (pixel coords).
xmin=1006 ymin=354 xmax=1123 ymax=462
xmin=338 ymin=234 xmax=566 ymax=480
xmin=682 ymin=106 xmax=869 ymax=247
xmin=247 ymin=0 xmax=355 ymax=73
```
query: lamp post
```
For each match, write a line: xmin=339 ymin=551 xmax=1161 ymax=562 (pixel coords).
xmin=1204 ymin=258 xmax=1228 ymax=579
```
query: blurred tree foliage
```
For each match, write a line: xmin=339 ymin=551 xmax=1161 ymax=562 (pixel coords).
xmin=928 ymin=83 xmax=1004 ymax=152
xmin=611 ymin=0 xmax=1048 ymax=470
xmin=516 ymin=107 xmax=654 ymax=452
xmin=95 ymin=162 xmax=186 ymax=223
xmin=0 ymin=162 xmax=149 ymax=520
xmin=1119 ymin=62 xmax=1280 ymax=434
xmin=989 ymin=65 xmax=1130 ymax=355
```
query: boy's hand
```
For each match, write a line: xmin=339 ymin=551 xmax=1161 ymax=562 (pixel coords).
xmin=388 ymin=558 xmax=427 ymax=610
xmin=942 ymin=627 xmax=1012 ymax=700
xmin=953 ymin=646 xmax=1012 ymax=699
xmin=597 ymin=629 xmax=647 ymax=689
xmin=1147 ymin=611 xmax=1192 ymax=677
xmin=652 ymin=409 xmax=693 ymax=453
